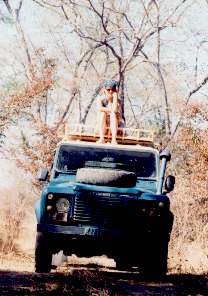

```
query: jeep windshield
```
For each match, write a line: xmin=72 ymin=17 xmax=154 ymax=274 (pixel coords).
xmin=56 ymin=144 xmax=157 ymax=178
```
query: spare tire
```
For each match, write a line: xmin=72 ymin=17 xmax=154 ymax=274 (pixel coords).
xmin=76 ymin=168 xmax=137 ymax=188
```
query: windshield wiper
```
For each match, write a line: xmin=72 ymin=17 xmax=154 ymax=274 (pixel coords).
xmin=56 ymin=169 xmax=76 ymax=174
xmin=137 ymin=177 xmax=157 ymax=180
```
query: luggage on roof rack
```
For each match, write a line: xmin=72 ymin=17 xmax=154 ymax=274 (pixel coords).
xmin=62 ymin=124 xmax=155 ymax=147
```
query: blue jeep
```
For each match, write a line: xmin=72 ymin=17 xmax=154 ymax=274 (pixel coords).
xmin=35 ymin=139 xmax=174 ymax=274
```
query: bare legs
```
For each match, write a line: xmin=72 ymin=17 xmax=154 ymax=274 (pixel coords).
xmin=97 ymin=112 xmax=107 ymax=143
xmin=110 ymin=112 xmax=118 ymax=144
xmin=97 ymin=111 xmax=118 ymax=144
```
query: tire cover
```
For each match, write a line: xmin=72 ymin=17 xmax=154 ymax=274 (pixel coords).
xmin=76 ymin=168 xmax=137 ymax=188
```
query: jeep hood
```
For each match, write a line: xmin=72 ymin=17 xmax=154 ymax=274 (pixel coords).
xmin=46 ymin=174 xmax=167 ymax=202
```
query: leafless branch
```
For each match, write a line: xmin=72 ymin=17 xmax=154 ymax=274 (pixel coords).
xmin=125 ymin=87 xmax=140 ymax=128
xmin=162 ymin=0 xmax=190 ymax=26
xmin=171 ymin=74 xmax=208 ymax=138
xmin=141 ymin=0 xmax=154 ymax=28
xmin=88 ymin=0 xmax=110 ymax=35
xmin=54 ymin=87 xmax=78 ymax=130
xmin=61 ymin=4 xmax=69 ymax=20
xmin=16 ymin=0 xmax=24 ymax=20
xmin=3 ymin=0 xmax=12 ymax=14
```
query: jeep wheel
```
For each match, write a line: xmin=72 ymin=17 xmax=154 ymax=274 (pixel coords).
xmin=140 ymin=238 xmax=168 ymax=276
xmin=35 ymin=232 xmax=52 ymax=273
xmin=76 ymin=168 xmax=137 ymax=187
xmin=115 ymin=257 xmax=132 ymax=271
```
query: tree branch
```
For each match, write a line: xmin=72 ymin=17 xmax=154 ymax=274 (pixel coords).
xmin=3 ymin=0 xmax=12 ymax=14
xmin=54 ymin=87 xmax=78 ymax=130
xmin=171 ymin=74 xmax=208 ymax=138
xmin=88 ymin=0 xmax=110 ymax=35
xmin=61 ymin=4 xmax=69 ymax=20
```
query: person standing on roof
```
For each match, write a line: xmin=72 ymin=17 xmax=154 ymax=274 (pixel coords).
xmin=97 ymin=80 xmax=122 ymax=144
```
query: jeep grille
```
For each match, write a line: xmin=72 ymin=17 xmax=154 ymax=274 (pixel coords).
xmin=73 ymin=191 xmax=127 ymax=226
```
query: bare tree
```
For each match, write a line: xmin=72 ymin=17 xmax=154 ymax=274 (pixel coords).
xmin=32 ymin=0 xmax=191 ymax=133
xmin=3 ymin=0 xmax=35 ymax=80
xmin=1 ymin=0 xmax=208 ymax=176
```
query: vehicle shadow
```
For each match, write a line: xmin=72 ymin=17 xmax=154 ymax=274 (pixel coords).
xmin=0 ymin=268 xmax=207 ymax=296
xmin=69 ymin=265 xmax=208 ymax=296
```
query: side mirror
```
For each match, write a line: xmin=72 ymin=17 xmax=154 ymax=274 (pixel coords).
xmin=165 ymin=175 xmax=175 ymax=193
xmin=37 ymin=168 xmax=49 ymax=181
xmin=160 ymin=148 xmax=171 ymax=161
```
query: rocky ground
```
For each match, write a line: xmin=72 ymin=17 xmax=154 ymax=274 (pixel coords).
xmin=0 ymin=255 xmax=207 ymax=295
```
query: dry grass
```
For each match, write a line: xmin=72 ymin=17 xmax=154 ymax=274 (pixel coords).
xmin=168 ymin=177 xmax=208 ymax=274
xmin=0 ymin=183 xmax=36 ymax=258
xmin=0 ymin=253 xmax=34 ymax=272
xmin=168 ymin=125 xmax=208 ymax=275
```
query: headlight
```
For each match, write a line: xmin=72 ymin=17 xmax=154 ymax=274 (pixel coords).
xmin=56 ymin=198 xmax=70 ymax=213
xmin=46 ymin=205 xmax=53 ymax=211
xmin=47 ymin=193 xmax=54 ymax=200
xmin=158 ymin=202 xmax=164 ymax=208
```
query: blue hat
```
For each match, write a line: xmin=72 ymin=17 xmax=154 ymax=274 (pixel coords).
xmin=103 ymin=80 xmax=118 ymax=89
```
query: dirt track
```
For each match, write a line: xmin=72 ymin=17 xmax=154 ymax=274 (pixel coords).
xmin=0 ymin=263 xmax=207 ymax=296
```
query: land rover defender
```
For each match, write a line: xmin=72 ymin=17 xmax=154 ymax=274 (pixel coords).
xmin=35 ymin=126 xmax=174 ymax=274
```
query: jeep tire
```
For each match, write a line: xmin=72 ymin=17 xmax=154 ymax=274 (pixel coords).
xmin=140 ymin=237 xmax=168 ymax=276
xmin=76 ymin=168 xmax=137 ymax=187
xmin=115 ymin=256 xmax=132 ymax=271
xmin=35 ymin=232 xmax=52 ymax=273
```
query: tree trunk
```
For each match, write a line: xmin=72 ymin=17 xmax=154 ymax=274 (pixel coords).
xmin=118 ymin=71 xmax=125 ymax=125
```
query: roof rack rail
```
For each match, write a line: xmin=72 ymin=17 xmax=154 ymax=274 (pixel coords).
xmin=62 ymin=124 xmax=155 ymax=147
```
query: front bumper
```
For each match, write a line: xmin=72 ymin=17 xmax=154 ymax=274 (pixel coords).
xmin=37 ymin=223 xmax=121 ymax=238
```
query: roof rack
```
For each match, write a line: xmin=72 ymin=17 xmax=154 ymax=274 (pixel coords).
xmin=62 ymin=124 xmax=154 ymax=147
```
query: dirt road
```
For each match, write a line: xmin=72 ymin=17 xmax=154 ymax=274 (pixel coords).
xmin=0 ymin=263 xmax=207 ymax=296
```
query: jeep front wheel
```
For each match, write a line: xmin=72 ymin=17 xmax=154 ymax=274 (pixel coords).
xmin=35 ymin=232 xmax=52 ymax=273
xmin=140 ymin=238 xmax=168 ymax=276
